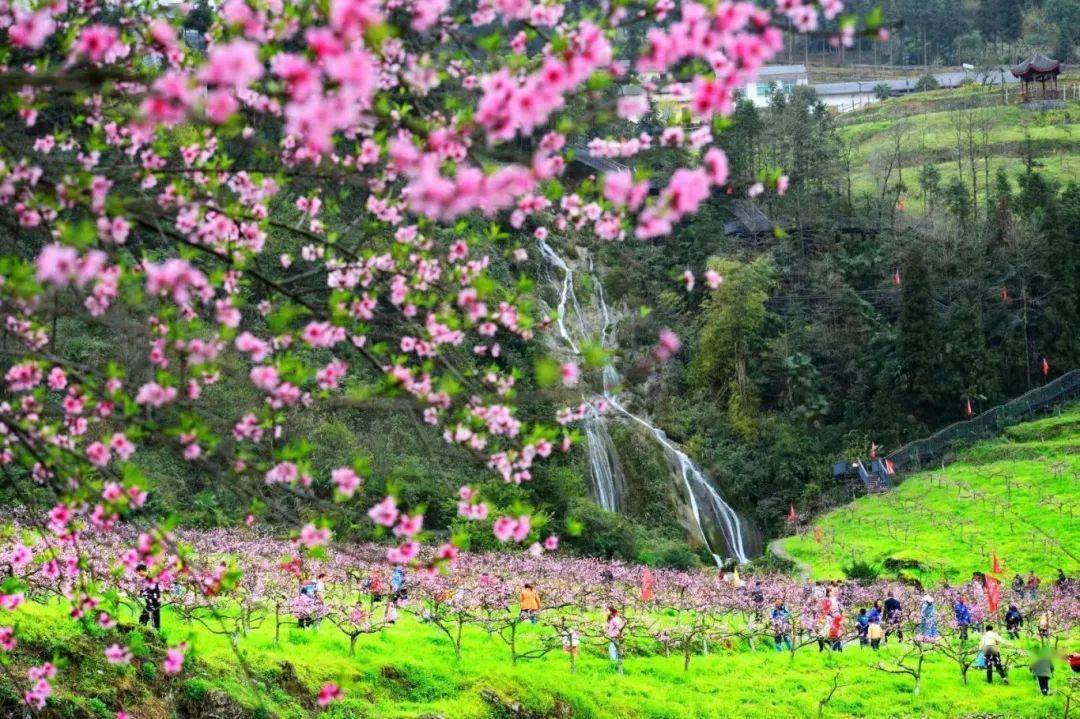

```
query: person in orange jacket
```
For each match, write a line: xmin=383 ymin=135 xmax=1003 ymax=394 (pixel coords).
xmin=519 ymin=583 xmax=541 ymax=624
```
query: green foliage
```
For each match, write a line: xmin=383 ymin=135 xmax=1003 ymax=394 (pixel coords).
xmin=689 ymin=258 xmax=774 ymax=438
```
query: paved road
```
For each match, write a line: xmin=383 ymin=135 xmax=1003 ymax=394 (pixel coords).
xmin=768 ymin=538 xmax=813 ymax=581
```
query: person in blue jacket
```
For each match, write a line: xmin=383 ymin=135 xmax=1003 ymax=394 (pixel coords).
xmin=954 ymin=596 xmax=972 ymax=640
xmin=856 ymin=608 xmax=870 ymax=646
xmin=771 ymin=601 xmax=793 ymax=652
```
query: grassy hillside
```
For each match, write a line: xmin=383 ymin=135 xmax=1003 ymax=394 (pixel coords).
xmin=838 ymin=82 xmax=1080 ymax=212
xmin=782 ymin=405 xmax=1080 ymax=583
xmin=8 ymin=601 xmax=1071 ymax=719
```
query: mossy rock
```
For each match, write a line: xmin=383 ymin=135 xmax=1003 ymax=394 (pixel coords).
xmin=481 ymin=687 xmax=576 ymax=719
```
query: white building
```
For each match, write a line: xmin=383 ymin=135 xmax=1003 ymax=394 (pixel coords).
xmin=741 ymin=64 xmax=810 ymax=107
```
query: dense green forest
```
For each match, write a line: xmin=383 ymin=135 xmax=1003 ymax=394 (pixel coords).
xmin=589 ymin=87 xmax=1079 ymax=556
xmin=786 ymin=0 xmax=1079 ymax=68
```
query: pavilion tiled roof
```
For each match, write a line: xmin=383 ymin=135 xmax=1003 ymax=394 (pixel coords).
xmin=1010 ymin=54 xmax=1061 ymax=78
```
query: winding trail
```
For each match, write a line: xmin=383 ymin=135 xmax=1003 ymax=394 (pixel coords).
xmin=769 ymin=538 xmax=812 ymax=581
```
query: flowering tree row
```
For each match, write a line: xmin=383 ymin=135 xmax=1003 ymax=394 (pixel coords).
xmin=2 ymin=520 xmax=1077 ymax=707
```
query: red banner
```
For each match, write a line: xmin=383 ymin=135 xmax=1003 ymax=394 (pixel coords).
xmin=641 ymin=567 xmax=654 ymax=602
xmin=985 ymin=575 xmax=1002 ymax=613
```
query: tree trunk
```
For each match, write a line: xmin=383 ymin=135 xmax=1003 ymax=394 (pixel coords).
xmin=510 ymin=623 xmax=518 ymax=666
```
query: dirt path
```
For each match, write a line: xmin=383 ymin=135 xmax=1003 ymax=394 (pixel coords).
xmin=769 ymin=538 xmax=813 ymax=581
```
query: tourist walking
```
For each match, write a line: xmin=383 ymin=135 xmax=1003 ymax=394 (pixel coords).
xmin=868 ymin=618 xmax=884 ymax=650
xmin=771 ymin=601 xmax=793 ymax=652
xmin=856 ymin=608 xmax=870 ymax=646
xmin=828 ymin=612 xmax=845 ymax=651
xmin=297 ymin=574 xmax=319 ymax=628
xmin=1026 ymin=571 xmax=1040 ymax=600
xmin=884 ymin=592 xmax=903 ymax=643
xmin=606 ymin=607 xmax=626 ymax=674
xmin=979 ymin=625 xmax=1008 ymax=684
xmin=519 ymin=583 xmax=541 ymax=625
xmin=1037 ymin=610 xmax=1051 ymax=645
xmin=1005 ymin=605 xmax=1023 ymax=640
xmin=136 ymin=563 xmax=161 ymax=630
xmin=1030 ymin=650 xmax=1054 ymax=695
xmin=918 ymin=595 xmax=939 ymax=642
xmin=390 ymin=565 xmax=407 ymax=602
xmin=954 ymin=596 xmax=972 ymax=641
xmin=368 ymin=569 xmax=385 ymax=606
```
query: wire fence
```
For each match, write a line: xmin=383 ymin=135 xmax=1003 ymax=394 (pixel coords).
xmin=887 ymin=369 xmax=1080 ymax=472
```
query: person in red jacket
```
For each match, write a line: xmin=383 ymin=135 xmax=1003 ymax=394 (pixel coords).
xmin=828 ymin=612 xmax=845 ymax=651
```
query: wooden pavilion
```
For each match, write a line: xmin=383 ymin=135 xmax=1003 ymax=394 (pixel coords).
xmin=1010 ymin=54 xmax=1062 ymax=103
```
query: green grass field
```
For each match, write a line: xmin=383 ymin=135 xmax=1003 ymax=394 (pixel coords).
xmin=782 ymin=405 xmax=1080 ymax=583
xmin=10 ymin=600 xmax=1072 ymax=719
xmin=838 ymin=85 xmax=1080 ymax=213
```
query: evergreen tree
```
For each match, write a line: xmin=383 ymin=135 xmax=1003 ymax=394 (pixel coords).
xmin=690 ymin=258 xmax=775 ymax=438
xmin=899 ymin=247 xmax=944 ymax=422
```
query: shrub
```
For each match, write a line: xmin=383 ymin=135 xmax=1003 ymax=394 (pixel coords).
xmin=183 ymin=677 xmax=211 ymax=704
xmin=915 ymin=74 xmax=940 ymax=92
xmin=843 ymin=560 xmax=881 ymax=581
xmin=86 ymin=697 xmax=113 ymax=719
xmin=286 ymin=628 xmax=311 ymax=645
xmin=141 ymin=661 xmax=157 ymax=681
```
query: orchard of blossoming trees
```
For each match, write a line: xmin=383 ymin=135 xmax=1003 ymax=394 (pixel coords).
xmin=2 ymin=521 xmax=1079 ymax=703
xmin=0 ymin=0 xmax=904 ymax=710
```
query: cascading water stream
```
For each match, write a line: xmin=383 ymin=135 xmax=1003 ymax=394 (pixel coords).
xmin=538 ymin=240 xmax=626 ymax=513
xmin=537 ymin=240 xmax=753 ymax=564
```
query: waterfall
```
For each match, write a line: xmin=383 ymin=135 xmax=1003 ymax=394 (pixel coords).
xmin=581 ymin=411 xmax=626 ymax=512
xmin=603 ymin=395 xmax=749 ymax=564
xmin=537 ymin=240 xmax=754 ymax=564
xmin=538 ymin=239 xmax=625 ymax=512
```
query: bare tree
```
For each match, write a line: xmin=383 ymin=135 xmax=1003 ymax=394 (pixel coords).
xmin=817 ymin=669 xmax=852 ymax=719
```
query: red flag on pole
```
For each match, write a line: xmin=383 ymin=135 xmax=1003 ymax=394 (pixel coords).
xmin=787 ymin=504 xmax=797 ymax=523
xmin=1042 ymin=357 xmax=1050 ymax=377
xmin=985 ymin=575 xmax=1002 ymax=613
xmin=641 ymin=567 xmax=654 ymax=602
xmin=964 ymin=399 xmax=973 ymax=417
xmin=992 ymin=551 xmax=1002 ymax=574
